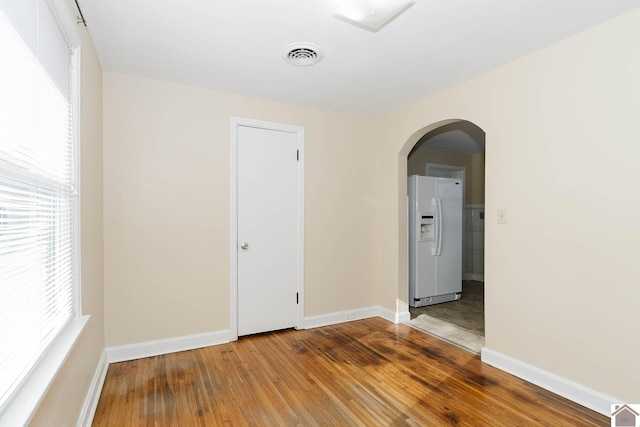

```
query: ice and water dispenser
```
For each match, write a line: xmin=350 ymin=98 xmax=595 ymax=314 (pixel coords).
xmin=419 ymin=214 xmax=434 ymax=242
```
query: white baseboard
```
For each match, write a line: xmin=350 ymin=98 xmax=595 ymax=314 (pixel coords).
xmin=76 ymin=350 xmax=108 ymax=427
xmin=106 ymin=330 xmax=231 ymax=363
xmin=302 ymin=306 xmax=379 ymax=329
xmin=101 ymin=308 xmax=409 ymax=363
xmin=302 ymin=306 xmax=409 ymax=329
xmin=481 ymin=347 xmax=620 ymax=416
xmin=378 ymin=306 xmax=410 ymax=324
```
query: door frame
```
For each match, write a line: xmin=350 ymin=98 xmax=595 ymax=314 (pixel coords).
xmin=229 ymin=117 xmax=305 ymax=341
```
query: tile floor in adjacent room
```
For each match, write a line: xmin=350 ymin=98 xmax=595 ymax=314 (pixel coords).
xmin=407 ymin=281 xmax=485 ymax=353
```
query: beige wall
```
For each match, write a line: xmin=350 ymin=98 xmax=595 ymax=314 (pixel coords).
xmin=29 ymin=6 xmax=105 ymax=426
xmin=407 ymin=148 xmax=485 ymax=204
xmin=103 ymin=73 xmax=382 ymax=346
xmin=23 ymin=5 xmax=640 ymax=423
xmin=379 ymin=8 xmax=640 ymax=402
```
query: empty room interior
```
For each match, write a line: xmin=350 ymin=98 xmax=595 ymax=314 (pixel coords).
xmin=1 ymin=0 xmax=640 ymax=425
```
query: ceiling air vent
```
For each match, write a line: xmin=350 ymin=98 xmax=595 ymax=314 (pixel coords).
xmin=282 ymin=43 xmax=324 ymax=67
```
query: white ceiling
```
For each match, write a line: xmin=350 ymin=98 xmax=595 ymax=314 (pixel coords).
xmin=79 ymin=0 xmax=640 ymax=117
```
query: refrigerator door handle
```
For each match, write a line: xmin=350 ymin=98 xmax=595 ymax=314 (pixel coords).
xmin=431 ymin=198 xmax=438 ymax=255
xmin=435 ymin=198 xmax=443 ymax=256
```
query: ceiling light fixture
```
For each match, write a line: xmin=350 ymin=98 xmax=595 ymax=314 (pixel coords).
xmin=334 ymin=0 xmax=416 ymax=33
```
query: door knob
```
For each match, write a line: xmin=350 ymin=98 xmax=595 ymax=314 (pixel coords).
xmin=240 ymin=242 xmax=249 ymax=250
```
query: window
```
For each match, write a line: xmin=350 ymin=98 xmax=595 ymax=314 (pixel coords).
xmin=0 ymin=0 xmax=80 ymax=415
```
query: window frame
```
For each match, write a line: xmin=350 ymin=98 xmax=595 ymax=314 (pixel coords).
xmin=0 ymin=0 xmax=89 ymax=424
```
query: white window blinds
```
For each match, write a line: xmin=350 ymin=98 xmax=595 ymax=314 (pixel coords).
xmin=0 ymin=0 xmax=77 ymax=410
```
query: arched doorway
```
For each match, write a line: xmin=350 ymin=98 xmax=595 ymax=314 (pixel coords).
xmin=401 ymin=119 xmax=486 ymax=353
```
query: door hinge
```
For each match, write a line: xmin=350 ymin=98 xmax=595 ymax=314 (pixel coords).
xmin=296 ymin=292 xmax=299 ymax=304
xmin=296 ymin=149 xmax=299 ymax=161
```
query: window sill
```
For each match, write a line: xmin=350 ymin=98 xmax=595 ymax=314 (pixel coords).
xmin=0 ymin=315 xmax=89 ymax=426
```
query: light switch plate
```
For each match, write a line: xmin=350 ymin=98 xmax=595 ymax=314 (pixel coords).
xmin=497 ymin=209 xmax=507 ymax=224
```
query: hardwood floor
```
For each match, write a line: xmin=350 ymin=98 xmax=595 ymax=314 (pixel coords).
xmin=93 ymin=318 xmax=607 ymax=426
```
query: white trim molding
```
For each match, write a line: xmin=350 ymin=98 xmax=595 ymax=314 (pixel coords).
xmin=103 ymin=307 xmax=408 ymax=364
xmin=481 ymin=347 xmax=621 ymax=416
xmin=0 ymin=316 xmax=89 ymax=427
xmin=76 ymin=350 xmax=108 ymax=427
xmin=379 ymin=307 xmax=411 ymax=324
xmin=302 ymin=306 xmax=410 ymax=329
xmin=106 ymin=330 xmax=231 ymax=364
xmin=303 ymin=307 xmax=379 ymax=329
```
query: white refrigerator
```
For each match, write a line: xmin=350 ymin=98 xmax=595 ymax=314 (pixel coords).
xmin=408 ymin=175 xmax=463 ymax=307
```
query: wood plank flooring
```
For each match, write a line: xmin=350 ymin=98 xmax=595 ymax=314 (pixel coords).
xmin=92 ymin=318 xmax=607 ymax=426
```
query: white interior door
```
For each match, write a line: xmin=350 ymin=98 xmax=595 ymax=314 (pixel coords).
xmin=235 ymin=122 xmax=302 ymax=336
